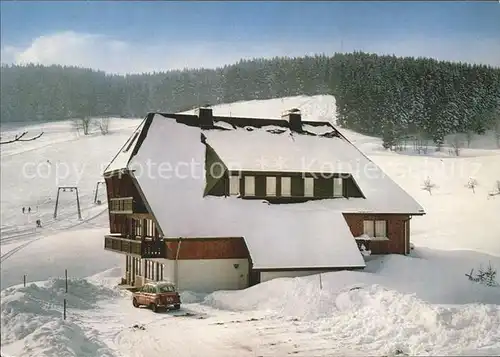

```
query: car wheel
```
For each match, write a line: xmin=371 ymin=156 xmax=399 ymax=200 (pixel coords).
xmin=132 ymin=298 xmax=139 ymax=308
xmin=150 ymin=303 xmax=158 ymax=313
xmin=173 ymin=304 xmax=180 ymax=310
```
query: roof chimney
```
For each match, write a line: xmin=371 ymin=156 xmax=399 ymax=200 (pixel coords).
xmin=195 ymin=106 xmax=213 ymax=129
xmin=282 ymin=108 xmax=302 ymax=132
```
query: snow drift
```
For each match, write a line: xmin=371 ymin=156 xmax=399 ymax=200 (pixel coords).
xmin=0 ymin=278 xmax=120 ymax=357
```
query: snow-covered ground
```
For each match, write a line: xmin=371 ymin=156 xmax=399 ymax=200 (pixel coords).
xmin=1 ymin=96 xmax=500 ymax=356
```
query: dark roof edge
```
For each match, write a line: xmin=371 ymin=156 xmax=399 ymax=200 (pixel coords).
xmin=150 ymin=112 xmax=337 ymax=131
xmin=102 ymin=116 xmax=148 ymax=176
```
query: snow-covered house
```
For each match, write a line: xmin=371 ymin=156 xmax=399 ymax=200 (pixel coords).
xmin=103 ymin=107 xmax=425 ymax=292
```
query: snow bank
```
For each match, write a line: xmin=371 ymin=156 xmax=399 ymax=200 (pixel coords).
xmin=179 ymin=291 xmax=207 ymax=304
xmin=1 ymin=277 xmax=120 ymax=356
xmin=203 ymin=251 xmax=500 ymax=355
xmin=204 ymin=248 xmax=500 ymax=317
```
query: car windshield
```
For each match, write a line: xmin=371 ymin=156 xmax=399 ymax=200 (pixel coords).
xmin=157 ymin=284 xmax=175 ymax=293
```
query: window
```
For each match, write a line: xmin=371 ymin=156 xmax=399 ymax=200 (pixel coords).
xmin=304 ymin=177 xmax=314 ymax=197
xmin=375 ymin=220 xmax=387 ymax=237
xmin=333 ymin=178 xmax=343 ymax=197
xmin=363 ymin=220 xmax=387 ymax=238
xmin=244 ymin=176 xmax=255 ymax=196
xmin=229 ymin=175 xmax=240 ymax=196
xmin=266 ymin=177 xmax=277 ymax=196
xmin=281 ymin=177 xmax=291 ymax=197
xmin=363 ymin=220 xmax=374 ymax=237
xmin=158 ymin=283 xmax=175 ymax=292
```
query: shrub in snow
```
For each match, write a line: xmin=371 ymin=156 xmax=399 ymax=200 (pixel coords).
xmin=448 ymin=133 xmax=465 ymax=156
xmin=465 ymin=262 xmax=498 ymax=287
xmin=98 ymin=117 xmax=111 ymax=135
xmin=360 ymin=244 xmax=371 ymax=257
xmin=422 ymin=177 xmax=436 ymax=195
xmin=465 ymin=177 xmax=478 ymax=194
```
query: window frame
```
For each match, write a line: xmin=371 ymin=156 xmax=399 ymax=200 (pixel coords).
xmin=333 ymin=177 xmax=343 ymax=197
xmin=266 ymin=176 xmax=277 ymax=196
xmin=244 ymin=176 xmax=255 ymax=196
xmin=229 ymin=175 xmax=240 ymax=196
xmin=363 ymin=219 xmax=388 ymax=240
xmin=304 ymin=177 xmax=314 ymax=197
xmin=281 ymin=177 xmax=291 ymax=197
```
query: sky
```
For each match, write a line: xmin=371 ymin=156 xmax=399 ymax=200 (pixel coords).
xmin=1 ymin=1 xmax=499 ymax=74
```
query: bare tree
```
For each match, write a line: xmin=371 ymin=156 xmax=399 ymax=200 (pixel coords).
xmin=0 ymin=131 xmax=44 ymax=145
xmin=465 ymin=131 xmax=473 ymax=148
xmin=73 ymin=117 xmax=93 ymax=136
xmin=466 ymin=177 xmax=478 ymax=194
xmin=413 ymin=133 xmax=428 ymax=155
xmin=494 ymin=117 xmax=500 ymax=148
xmin=422 ymin=177 xmax=436 ymax=195
xmin=98 ymin=117 xmax=111 ymax=135
xmin=448 ymin=133 xmax=465 ymax=156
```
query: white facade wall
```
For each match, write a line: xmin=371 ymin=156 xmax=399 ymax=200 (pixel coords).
xmin=138 ymin=258 xmax=249 ymax=292
xmin=260 ymin=270 xmax=325 ymax=283
xmin=176 ymin=259 xmax=249 ymax=292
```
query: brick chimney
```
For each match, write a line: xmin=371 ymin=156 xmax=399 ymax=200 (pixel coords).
xmin=195 ymin=106 xmax=213 ymax=129
xmin=282 ymin=108 xmax=302 ymax=132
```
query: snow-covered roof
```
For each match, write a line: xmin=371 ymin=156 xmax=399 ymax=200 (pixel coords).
xmin=203 ymin=125 xmax=358 ymax=172
xmin=103 ymin=118 xmax=146 ymax=174
xmin=124 ymin=112 xmax=424 ymax=216
xmin=202 ymin=118 xmax=424 ymax=215
xmin=108 ymin=109 xmax=425 ymax=269
xmin=128 ymin=116 xmax=366 ymax=269
xmin=244 ymin=211 xmax=366 ymax=269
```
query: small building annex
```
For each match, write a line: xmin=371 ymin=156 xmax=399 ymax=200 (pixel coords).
xmin=103 ymin=107 xmax=425 ymax=292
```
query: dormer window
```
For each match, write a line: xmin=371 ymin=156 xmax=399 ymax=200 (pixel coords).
xmin=333 ymin=177 xmax=343 ymax=197
xmin=244 ymin=176 xmax=255 ymax=196
xmin=304 ymin=177 xmax=314 ymax=197
xmin=266 ymin=177 xmax=277 ymax=196
xmin=229 ymin=175 xmax=240 ymax=196
xmin=281 ymin=177 xmax=291 ymax=197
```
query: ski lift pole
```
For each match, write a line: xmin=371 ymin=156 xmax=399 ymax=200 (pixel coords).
xmin=75 ymin=188 xmax=82 ymax=220
xmin=53 ymin=188 xmax=61 ymax=219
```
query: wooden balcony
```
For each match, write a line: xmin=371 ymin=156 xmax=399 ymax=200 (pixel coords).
xmin=109 ymin=197 xmax=148 ymax=214
xmin=104 ymin=235 xmax=166 ymax=258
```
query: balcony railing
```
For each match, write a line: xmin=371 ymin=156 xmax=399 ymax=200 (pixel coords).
xmin=104 ymin=235 xmax=166 ymax=258
xmin=109 ymin=197 xmax=148 ymax=214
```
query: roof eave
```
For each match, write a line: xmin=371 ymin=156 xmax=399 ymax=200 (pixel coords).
xmin=254 ymin=265 xmax=366 ymax=272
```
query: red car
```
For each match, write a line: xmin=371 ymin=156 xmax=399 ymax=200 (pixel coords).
xmin=132 ymin=282 xmax=181 ymax=312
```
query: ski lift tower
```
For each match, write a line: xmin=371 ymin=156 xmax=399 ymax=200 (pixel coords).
xmin=53 ymin=186 xmax=82 ymax=220
xmin=94 ymin=181 xmax=106 ymax=204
